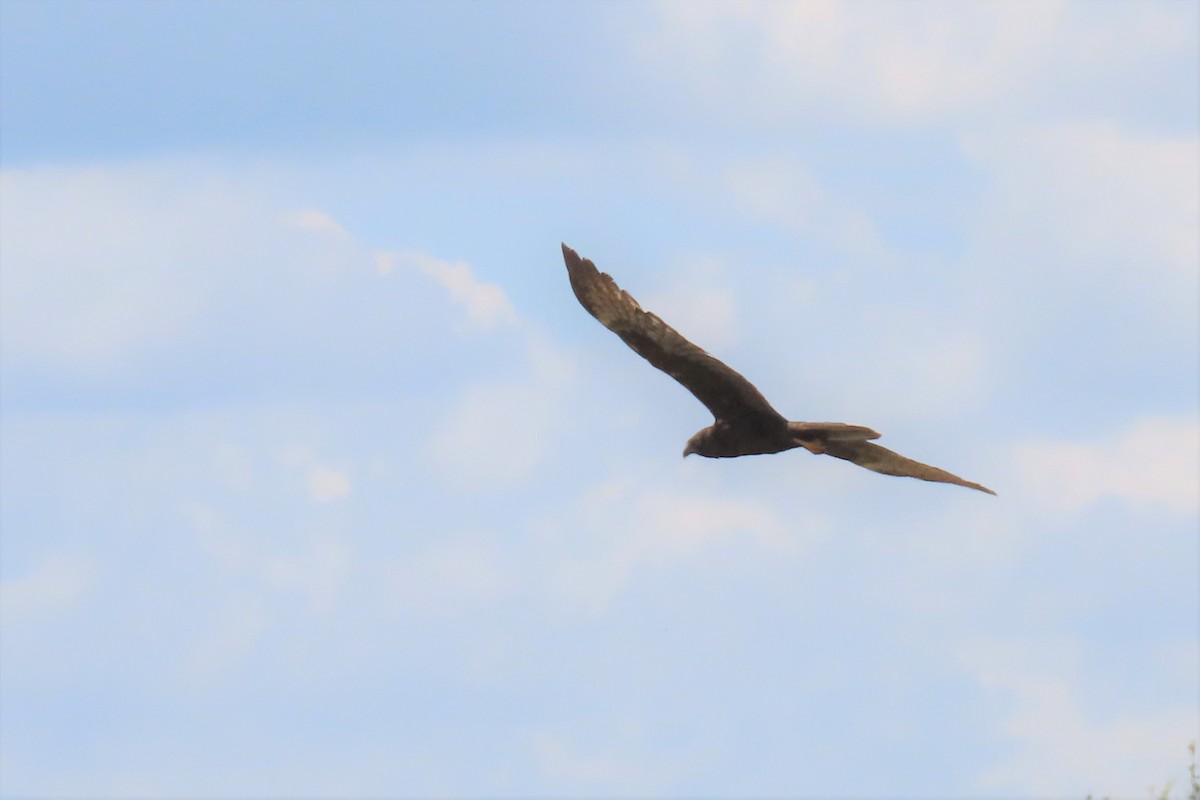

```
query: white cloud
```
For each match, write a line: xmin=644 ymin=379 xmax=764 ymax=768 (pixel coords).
xmin=0 ymin=166 xmax=379 ymax=377
xmin=831 ymin=331 xmax=992 ymax=423
xmin=638 ymin=0 xmax=1193 ymax=125
xmin=427 ymin=381 xmax=553 ymax=486
xmin=373 ymin=249 xmax=398 ymax=275
xmin=427 ymin=338 xmax=574 ymax=490
xmin=722 ymin=157 xmax=888 ymax=260
xmin=280 ymin=208 xmax=351 ymax=238
xmin=549 ymin=476 xmax=820 ymax=613
xmin=0 ymin=168 xmax=206 ymax=372
xmin=532 ymin=730 xmax=668 ymax=792
xmin=726 ymin=158 xmax=825 ymax=227
xmin=259 ymin=537 xmax=352 ymax=613
xmin=643 ymin=254 xmax=739 ymax=352
xmin=957 ymin=636 xmax=1197 ymax=795
xmin=0 ymin=554 xmax=95 ymax=620
xmin=640 ymin=487 xmax=798 ymax=554
xmin=1012 ymin=415 xmax=1200 ymax=515
xmin=404 ymin=250 xmax=517 ymax=330
xmin=964 ymin=124 xmax=1200 ymax=309
xmin=307 ymin=464 xmax=351 ymax=503
xmin=280 ymin=446 xmax=353 ymax=503
xmin=639 ymin=0 xmax=1058 ymax=121
xmin=191 ymin=505 xmax=353 ymax=614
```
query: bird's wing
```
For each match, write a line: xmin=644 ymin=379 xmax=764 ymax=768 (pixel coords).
xmin=820 ymin=439 xmax=996 ymax=495
xmin=562 ymin=243 xmax=785 ymax=427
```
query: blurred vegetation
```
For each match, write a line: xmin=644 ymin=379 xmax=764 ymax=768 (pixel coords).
xmin=1085 ymin=742 xmax=1199 ymax=800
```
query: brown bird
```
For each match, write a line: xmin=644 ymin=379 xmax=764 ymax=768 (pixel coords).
xmin=562 ymin=244 xmax=995 ymax=495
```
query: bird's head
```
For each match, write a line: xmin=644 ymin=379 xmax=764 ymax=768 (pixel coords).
xmin=682 ymin=427 xmax=714 ymax=458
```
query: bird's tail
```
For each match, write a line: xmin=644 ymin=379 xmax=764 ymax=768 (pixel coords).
xmin=788 ymin=421 xmax=881 ymax=443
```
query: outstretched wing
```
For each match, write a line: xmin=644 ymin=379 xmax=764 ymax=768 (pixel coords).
xmin=821 ymin=439 xmax=996 ymax=495
xmin=562 ymin=243 xmax=784 ymax=428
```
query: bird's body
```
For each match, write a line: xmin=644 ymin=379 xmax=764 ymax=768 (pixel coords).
xmin=561 ymin=243 xmax=995 ymax=495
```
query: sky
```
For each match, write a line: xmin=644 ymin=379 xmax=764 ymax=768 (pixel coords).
xmin=1 ymin=0 xmax=1197 ymax=796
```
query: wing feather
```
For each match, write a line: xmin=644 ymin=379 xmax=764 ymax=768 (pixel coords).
xmin=562 ymin=243 xmax=784 ymax=428
xmin=821 ymin=440 xmax=997 ymax=495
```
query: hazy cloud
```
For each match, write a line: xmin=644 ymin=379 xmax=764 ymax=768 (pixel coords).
xmin=532 ymin=730 xmax=669 ymax=792
xmin=307 ymin=464 xmax=352 ymax=503
xmin=644 ymin=254 xmax=739 ymax=352
xmin=0 ymin=166 xmax=384 ymax=379
xmin=964 ymin=124 xmax=1200 ymax=311
xmin=550 ymin=475 xmax=819 ymax=613
xmin=958 ymin=636 xmax=1196 ymax=795
xmin=280 ymin=209 xmax=351 ymax=238
xmin=193 ymin=503 xmax=353 ymax=615
xmin=427 ymin=338 xmax=574 ymax=491
xmin=723 ymin=157 xmax=887 ymax=260
xmin=406 ymin=251 xmax=518 ymax=330
xmin=0 ymin=167 xmax=207 ymax=372
xmin=0 ymin=554 xmax=95 ymax=620
xmin=280 ymin=446 xmax=354 ymax=504
xmin=638 ymin=0 xmax=1193 ymax=126
xmin=1012 ymin=415 xmax=1200 ymax=514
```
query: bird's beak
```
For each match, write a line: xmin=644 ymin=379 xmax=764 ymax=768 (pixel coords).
xmin=682 ymin=445 xmax=694 ymax=458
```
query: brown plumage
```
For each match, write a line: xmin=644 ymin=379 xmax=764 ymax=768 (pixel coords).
xmin=562 ymin=243 xmax=995 ymax=495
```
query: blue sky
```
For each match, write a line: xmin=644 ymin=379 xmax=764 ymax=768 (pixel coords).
xmin=1 ymin=1 xmax=1197 ymax=796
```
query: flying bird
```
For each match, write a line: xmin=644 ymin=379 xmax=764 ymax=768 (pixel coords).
xmin=561 ymin=244 xmax=995 ymax=495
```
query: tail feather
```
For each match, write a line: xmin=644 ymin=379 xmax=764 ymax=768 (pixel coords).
xmin=788 ymin=421 xmax=881 ymax=442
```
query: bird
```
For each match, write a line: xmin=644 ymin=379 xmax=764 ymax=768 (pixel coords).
xmin=561 ymin=243 xmax=995 ymax=495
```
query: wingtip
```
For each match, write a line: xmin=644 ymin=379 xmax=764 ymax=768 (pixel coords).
xmin=953 ymin=475 xmax=997 ymax=495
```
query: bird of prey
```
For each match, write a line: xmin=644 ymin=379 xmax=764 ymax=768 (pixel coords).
xmin=562 ymin=244 xmax=995 ymax=495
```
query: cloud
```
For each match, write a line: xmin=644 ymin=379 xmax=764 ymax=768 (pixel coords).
xmin=1011 ymin=415 xmax=1200 ymax=514
xmin=280 ymin=208 xmax=351 ymax=238
xmin=259 ymin=537 xmax=352 ymax=613
xmin=0 ymin=165 xmax=385 ymax=379
xmin=532 ymin=730 xmax=669 ymax=792
xmin=427 ymin=381 xmax=554 ymax=486
xmin=637 ymin=1 xmax=1194 ymax=126
xmin=643 ymin=254 xmax=739 ymax=352
xmin=307 ymin=464 xmax=351 ymax=503
xmin=957 ymin=636 xmax=1197 ymax=795
xmin=723 ymin=157 xmax=887 ymax=260
xmin=403 ymin=250 xmax=517 ymax=330
xmin=549 ymin=476 xmax=820 ymax=613
xmin=640 ymin=0 xmax=1056 ymax=121
xmin=373 ymin=250 xmax=398 ymax=275
xmin=191 ymin=504 xmax=353 ymax=614
xmin=964 ymin=124 xmax=1199 ymax=305
xmin=0 ymin=554 xmax=95 ymax=620
xmin=0 ymin=167 xmax=207 ymax=372
xmin=833 ymin=330 xmax=992 ymax=422
xmin=426 ymin=337 xmax=574 ymax=491
xmin=279 ymin=446 xmax=353 ymax=503
xmin=639 ymin=487 xmax=798 ymax=554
